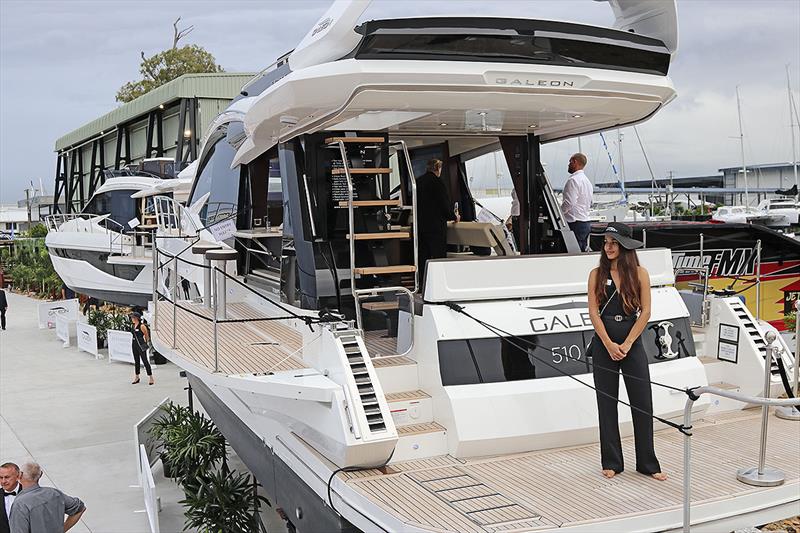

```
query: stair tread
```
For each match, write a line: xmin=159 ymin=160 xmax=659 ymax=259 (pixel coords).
xmin=355 ymin=265 xmax=416 ymax=275
xmin=397 ymin=422 xmax=446 ymax=436
xmin=338 ymin=199 xmax=401 ymax=208
xmin=697 ymin=356 xmax=721 ymax=365
xmin=362 ymin=301 xmax=401 ymax=311
xmin=348 ymin=232 xmax=410 ymax=240
xmin=325 ymin=136 xmax=385 ymax=144
xmin=332 ymin=168 xmax=392 ymax=175
xmin=385 ymin=389 xmax=431 ymax=402
xmin=371 ymin=355 xmax=415 ymax=368
xmin=709 ymin=381 xmax=740 ymax=390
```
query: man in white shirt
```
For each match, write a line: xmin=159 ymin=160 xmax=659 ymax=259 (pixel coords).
xmin=561 ymin=153 xmax=593 ymax=251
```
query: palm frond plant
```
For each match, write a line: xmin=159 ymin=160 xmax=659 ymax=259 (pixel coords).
xmin=180 ymin=470 xmax=269 ymax=533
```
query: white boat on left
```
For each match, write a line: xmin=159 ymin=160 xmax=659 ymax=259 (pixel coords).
xmin=45 ymin=159 xmax=191 ymax=306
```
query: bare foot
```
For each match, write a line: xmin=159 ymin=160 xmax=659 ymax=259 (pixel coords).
xmin=651 ymin=472 xmax=667 ymax=481
xmin=602 ymin=469 xmax=616 ymax=479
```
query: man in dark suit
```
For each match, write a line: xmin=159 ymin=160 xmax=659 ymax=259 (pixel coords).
xmin=1 ymin=462 xmax=22 ymax=533
xmin=0 ymin=289 xmax=7 ymax=330
xmin=416 ymin=159 xmax=459 ymax=286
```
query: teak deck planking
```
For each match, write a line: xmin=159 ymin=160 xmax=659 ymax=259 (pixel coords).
xmin=343 ymin=410 xmax=800 ymax=532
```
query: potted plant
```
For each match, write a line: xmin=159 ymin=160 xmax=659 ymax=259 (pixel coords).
xmin=148 ymin=402 xmax=189 ymax=478
xmin=180 ymin=469 xmax=269 ymax=533
xmin=86 ymin=308 xmax=110 ymax=348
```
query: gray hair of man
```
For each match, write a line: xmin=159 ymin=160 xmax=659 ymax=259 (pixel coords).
xmin=20 ymin=462 xmax=43 ymax=482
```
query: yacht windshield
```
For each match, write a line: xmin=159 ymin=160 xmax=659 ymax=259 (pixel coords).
xmin=189 ymin=125 xmax=242 ymax=226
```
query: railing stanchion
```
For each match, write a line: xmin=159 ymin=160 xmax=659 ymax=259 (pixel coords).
xmin=681 ymin=396 xmax=696 ymax=533
xmin=152 ymin=240 xmax=158 ymax=330
xmin=213 ymin=265 xmax=219 ymax=372
xmin=736 ymin=331 xmax=785 ymax=486
xmin=204 ymin=255 xmax=213 ymax=309
xmin=755 ymin=239 xmax=762 ymax=320
xmin=171 ymin=255 xmax=178 ymax=349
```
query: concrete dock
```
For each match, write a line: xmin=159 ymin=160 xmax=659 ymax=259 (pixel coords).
xmin=1 ymin=291 xmax=197 ymax=532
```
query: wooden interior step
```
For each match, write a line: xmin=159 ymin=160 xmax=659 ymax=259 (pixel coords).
xmin=354 ymin=265 xmax=416 ymax=275
xmin=697 ymin=356 xmax=721 ymax=365
xmin=337 ymin=199 xmax=401 ymax=208
xmin=362 ymin=301 xmax=400 ymax=311
xmin=371 ymin=355 xmax=415 ymax=368
xmin=348 ymin=232 xmax=410 ymax=240
xmin=332 ymin=168 xmax=392 ymax=175
xmin=397 ymin=422 xmax=446 ymax=437
xmin=325 ymin=136 xmax=385 ymax=145
xmin=709 ymin=381 xmax=740 ymax=391
xmin=386 ymin=390 xmax=431 ymax=402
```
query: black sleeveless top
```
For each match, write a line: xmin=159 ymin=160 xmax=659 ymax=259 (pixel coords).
xmin=132 ymin=322 xmax=147 ymax=350
xmin=601 ymin=278 xmax=638 ymax=319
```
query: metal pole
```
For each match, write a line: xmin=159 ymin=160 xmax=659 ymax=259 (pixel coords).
xmin=152 ymin=239 xmax=158 ymax=330
xmin=736 ymin=330 xmax=785 ymax=486
xmin=216 ymin=260 xmax=227 ymax=321
xmin=203 ymin=255 xmax=212 ymax=309
xmin=682 ymin=396 xmax=696 ymax=533
xmin=756 ymin=239 xmax=762 ymax=320
xmin=642 ymin=227 xmax=647 ymax=248
xmin=699 ymin=233 xmax=704 ymax=275
xmin=213 ymin=265 xmax=219 ymax=373
xmin=171 ymin=255 xmax=177 ymax=349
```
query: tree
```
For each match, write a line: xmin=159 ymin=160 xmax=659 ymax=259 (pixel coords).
xmin=116 ymin=18 xmax=223 ymax=103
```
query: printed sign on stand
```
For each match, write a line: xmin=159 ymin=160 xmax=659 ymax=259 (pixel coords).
xmin=55 ymin=316 xmax=73 ymax=347
xmin=76 ymin=322 xmax=100 ymax=358
xmin=38 ymin=299 xmax=79 ymax=329
xmin=209 ymin=218 xmax=236 ymax=241
xmin=108 ymin=330 xmax=135 ymax=364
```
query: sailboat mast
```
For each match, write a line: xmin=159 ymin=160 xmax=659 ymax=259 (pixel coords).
xmin=788 ymin=65 xmax=799 ymax=200
xmin=736 ymin=86 xmax=749 ymax=206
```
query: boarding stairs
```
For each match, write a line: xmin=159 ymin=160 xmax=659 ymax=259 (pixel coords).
xmin=327 ymin=136 xmax=419 ymax=334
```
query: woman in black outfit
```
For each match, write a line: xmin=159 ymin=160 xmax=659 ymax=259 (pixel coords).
xmin=587 ymin=222 xmax=666 ymax=481
xmin=130 ymin=312 xmax=154 ymax=385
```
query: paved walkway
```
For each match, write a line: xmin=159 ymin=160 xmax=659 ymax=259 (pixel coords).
xmin=0 ymin=291 xmax=189 ymax=532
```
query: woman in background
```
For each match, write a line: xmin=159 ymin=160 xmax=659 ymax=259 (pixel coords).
xmin=130 ymin=311 xmax=154 ymax=385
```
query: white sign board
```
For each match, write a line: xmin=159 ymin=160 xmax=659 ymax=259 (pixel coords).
xmin=76 ymin=322 xmax=100 ymax=358
xmin=38 ymin=299 xmax=79 ymax=329
xmin=128 ymin=217 xmax=141 ymax=229
xmin=55 ymin=316 xmax=73 ymax=347
xmin=108 ymin=330 xmax=135 ymax=364
xmin=209 ymin=218 xmax=236 ymax=241
xmin=139 ymin=445 xmax=161 ymax=533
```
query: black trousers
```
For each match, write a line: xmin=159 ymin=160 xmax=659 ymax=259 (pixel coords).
xmin=592 ymin=319 xmax=661 ymax=475
xmin=132 ymin=343 xmax=152 ymax=376
xmin=568 ymin=221 xmax=591 ymax=252
xmin=0 ymin=307 xmax=5 ymax=329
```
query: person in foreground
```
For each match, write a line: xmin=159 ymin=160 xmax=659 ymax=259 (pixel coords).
xmin=587 ymin=222 xmax=667 ymax=481
xmin=130 ymin=311 xmax=154 ymax=385
xmin=9 ymin=462 xmax=85 ymax=533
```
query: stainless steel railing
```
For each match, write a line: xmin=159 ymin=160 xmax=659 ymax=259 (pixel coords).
xmin=680 ymin=331 xmax=800 ymax=532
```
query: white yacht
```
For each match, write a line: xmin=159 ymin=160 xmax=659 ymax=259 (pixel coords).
xmin=45 ymin=159 xmax=191 ymax=306
xmin=149 ymin=2 xmax=799 ymax=532
xmin=710 ymin=204 xmax=787 ymax=227
xmin=757 ymin=198 xmax=800 ymax=227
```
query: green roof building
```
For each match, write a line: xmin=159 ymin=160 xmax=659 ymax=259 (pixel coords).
xmin=53 ymin=72 xmax=256 ymax=213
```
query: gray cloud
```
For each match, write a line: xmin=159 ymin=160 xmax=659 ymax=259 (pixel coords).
xmin=1 ymin=0 xmax=798 ymax=202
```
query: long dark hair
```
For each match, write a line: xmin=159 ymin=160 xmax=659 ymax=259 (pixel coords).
xmin=594 ymin=245 xmax=641 ymax=315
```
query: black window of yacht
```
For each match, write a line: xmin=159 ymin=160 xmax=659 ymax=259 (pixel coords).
xmin=189 ymin=125 xmax=242 ymax=226
xmin=82 ymin=189 xmax=138 ymax=229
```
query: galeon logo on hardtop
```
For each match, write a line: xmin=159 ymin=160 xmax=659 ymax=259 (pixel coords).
xmin=672 ymin=248 xmax=756 ymax=277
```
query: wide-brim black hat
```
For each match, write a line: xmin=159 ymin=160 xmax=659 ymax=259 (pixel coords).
xmin=602 ymin=222 xmax=643 ymax=250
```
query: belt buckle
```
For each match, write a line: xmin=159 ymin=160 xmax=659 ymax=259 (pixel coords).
xmin=614 ymin=315 xmax=623 ymax=322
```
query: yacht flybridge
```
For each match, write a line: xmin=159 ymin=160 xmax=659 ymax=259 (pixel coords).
xmin=45 ymin=158 xmax=191 ymax=306
xmin=149 ymin=2 xmax=799 ymax=532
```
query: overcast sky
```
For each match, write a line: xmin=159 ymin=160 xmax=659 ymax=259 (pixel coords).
xmin=1 ymin=0 xmax=799 ymax=203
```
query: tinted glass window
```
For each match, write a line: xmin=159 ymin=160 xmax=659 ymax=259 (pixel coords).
xmin=190 ymin=125 xmax=242 ymax=226
xmin=356 ymin=33 xmax=669 ymax=76
xmin=82 ymin=189 xmax=138 ymax=229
